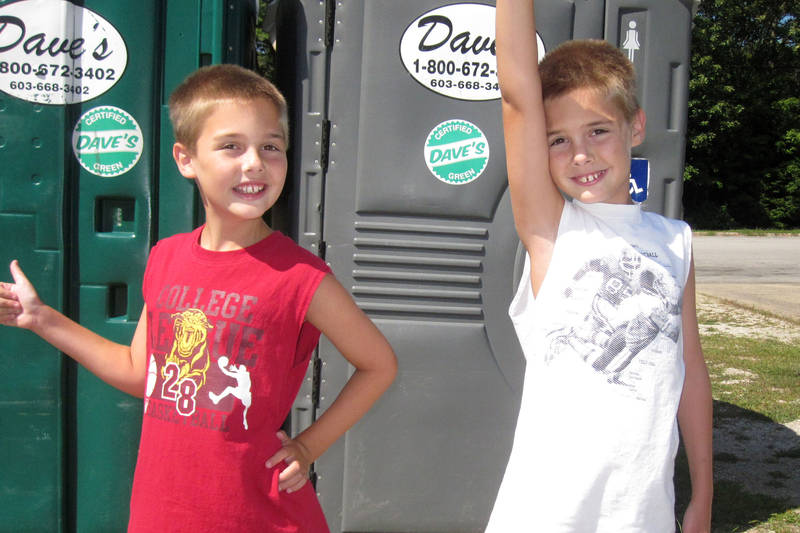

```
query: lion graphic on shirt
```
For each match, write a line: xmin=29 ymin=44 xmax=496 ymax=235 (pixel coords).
xmin=163 ymin=308 xmax=213 ymax=389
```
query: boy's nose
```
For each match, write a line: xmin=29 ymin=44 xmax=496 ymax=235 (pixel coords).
xmin=242 ymin=147 xmax=264 ymax=172
xmin=571 ymin=143 xmax=593 ymax=165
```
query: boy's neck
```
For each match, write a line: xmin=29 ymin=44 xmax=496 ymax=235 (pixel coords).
xmin=199 ymin=219 xmax=273 ymax=252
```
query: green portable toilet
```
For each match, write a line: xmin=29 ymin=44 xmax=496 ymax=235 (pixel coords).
xmin=0 ymin=1 xmax=256 ymax=530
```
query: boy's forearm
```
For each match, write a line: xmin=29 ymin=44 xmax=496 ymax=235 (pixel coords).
xmin=496 ymin=0 xmax=539 ymax=108
xmin=31 ymin=304 xmax=144 ymax=396
xmin=678 ymin=363 xmax=714 ymax=510
xmin=294 ymin=364 xmax=396 ymax=463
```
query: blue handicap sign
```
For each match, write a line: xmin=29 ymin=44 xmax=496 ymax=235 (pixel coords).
xmin=629 ymin=158 xmax=649 ymax=203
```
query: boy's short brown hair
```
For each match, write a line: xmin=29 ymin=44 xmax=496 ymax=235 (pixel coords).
xmin=168 ymin=64 xmax=289 ymax=150
xmin=539 ymin=39 xmax=640 ymax=123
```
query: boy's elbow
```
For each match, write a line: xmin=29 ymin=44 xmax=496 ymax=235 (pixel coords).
xmin=499 ymin=73 xmax=542 ymax=110
xmin=500 ymin=93 xmax=522 ymax=115
xmin=372 ymin=345 xmax=398 ymax=391
xmin=384 ymin=348 xmax=398 ymax=385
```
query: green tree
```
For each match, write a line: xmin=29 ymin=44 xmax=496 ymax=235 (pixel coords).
xmin=684 ymin=0 xmax=800 ymax=229
xmin=254 ymin=0 xmax=277 ymax=80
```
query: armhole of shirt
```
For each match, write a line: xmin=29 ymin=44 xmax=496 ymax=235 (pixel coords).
xmin=293 ymin=268 xmax=330 ymax=367
xmin=537 ymin=200 xmax=574 ymax=294
xmin=509 ymin=252 xmax=532 ymax=314
xmin=298 ymin=256 xmax=331 ymax=320
xmin=142 ymin=240 xmax=161 ymax=301
xmin=682 ymin=222 xmax=693 ymax=287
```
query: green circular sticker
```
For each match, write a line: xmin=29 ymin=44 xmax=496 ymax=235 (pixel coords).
xmin=424 ymin=119 xmax=489 ymax=185
xmin=72 ymin=106 xmax=143 ymax=177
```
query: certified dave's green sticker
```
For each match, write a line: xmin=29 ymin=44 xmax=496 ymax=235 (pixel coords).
xmin=424 ymin=119 xmax=489 ymax=185
xmin=72 ymin=106 xmax=143 ymax=177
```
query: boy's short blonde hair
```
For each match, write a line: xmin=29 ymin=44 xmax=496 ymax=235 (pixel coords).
xmin=539 ymin=39 xmax=640 ymax=123
xmin=168 ymin=64 xmax=289 ymax=151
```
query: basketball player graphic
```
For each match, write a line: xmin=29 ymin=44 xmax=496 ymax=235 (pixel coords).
xmin=209 ymin=356 xmax=253 ymax=430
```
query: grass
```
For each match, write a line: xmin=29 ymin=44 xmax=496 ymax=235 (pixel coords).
xmin=704 ymin=334 xmax=800 ymax=424
xmin=694 ymin=229 xmax=800 ymax=237
xmin=675 ymin=300 xmax=800 ymax=532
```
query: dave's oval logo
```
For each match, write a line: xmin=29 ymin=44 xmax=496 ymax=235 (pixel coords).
xmin=0 ymin=0 xmax=128 ymax=105
xmin=400 ymin=3 xmax=498 ymax=101
xmin=399 ymin=3 xmax=546 ymax=101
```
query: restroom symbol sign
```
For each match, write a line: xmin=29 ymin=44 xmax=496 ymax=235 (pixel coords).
xmin=622 ymin=20 xmax=641 ymax=62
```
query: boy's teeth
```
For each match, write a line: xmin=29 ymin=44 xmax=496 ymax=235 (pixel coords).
xmin=578 ymin=172 xmax=599 ymax=184
xmin=236 ymin=183 xmax=264 ymax=194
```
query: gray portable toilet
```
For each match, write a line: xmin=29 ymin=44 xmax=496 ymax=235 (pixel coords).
xmin=273 ymin=1 xmax=693 ymax=531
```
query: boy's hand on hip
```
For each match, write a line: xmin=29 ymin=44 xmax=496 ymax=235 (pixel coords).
xmin=0 ymin=260 xmax=43 ymax=330
xmin=266 ymin=430 xmax=312 ymax=493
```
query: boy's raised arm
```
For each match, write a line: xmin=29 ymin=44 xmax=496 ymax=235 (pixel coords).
xmin=0 ymin=260 xmax=148 ymax=397
xmin=496 ymin=0 xmax=564 ymax=266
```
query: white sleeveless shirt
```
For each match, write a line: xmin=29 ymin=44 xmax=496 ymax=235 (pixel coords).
xmin=486 ymin=201 xmax=692 ymax=533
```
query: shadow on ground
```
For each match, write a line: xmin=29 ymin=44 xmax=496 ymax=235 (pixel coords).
xmin=675 ymin=401 xmax=800 ymax=532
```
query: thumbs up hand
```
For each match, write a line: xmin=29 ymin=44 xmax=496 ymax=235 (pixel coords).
xmin=0 ymin=260 xmax=43 ymax=330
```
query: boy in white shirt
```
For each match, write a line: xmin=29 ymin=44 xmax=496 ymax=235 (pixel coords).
xmin=487 ymin=2 xmax=713 ymax=531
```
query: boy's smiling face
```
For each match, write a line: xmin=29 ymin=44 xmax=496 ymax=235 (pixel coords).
xmin=173 ymin=98 xmax=287 ymax=235
xmin=544 ymin=87 xmax=645 ymax=205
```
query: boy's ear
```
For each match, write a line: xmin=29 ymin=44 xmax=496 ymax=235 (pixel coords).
xmin=630 ymin=108 xmax=646 ymax=147
xmin=172 ymin=142 xmax=197 ymax=179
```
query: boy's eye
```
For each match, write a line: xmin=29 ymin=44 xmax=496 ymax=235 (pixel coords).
xmin=222 ymin=143 xmax=238 ymax=150
xmin=549 ymin=137 xmax=566 ymax=147
xmin=263 ymin=142 xmax=288 ymax=154
xmin=591 ymin=128 xmax=609 ymax=136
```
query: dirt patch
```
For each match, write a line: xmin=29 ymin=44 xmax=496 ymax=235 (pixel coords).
xmin=697 ymin=293 xmax=800 ymax=344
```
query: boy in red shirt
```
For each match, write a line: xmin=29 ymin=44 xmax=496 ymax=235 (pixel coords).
xmin=0 ymin=64 xmax=397 ymax=532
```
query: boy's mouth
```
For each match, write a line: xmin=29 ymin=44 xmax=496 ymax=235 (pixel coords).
xmin=233 ymin=183 xmax=266 ymax=195
xmin=573 ymin=170 xmax=606 ymax=185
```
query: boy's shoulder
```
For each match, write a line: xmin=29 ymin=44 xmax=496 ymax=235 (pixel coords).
xmin=148 ymin=226 xmax=200 ymax=256
xmin=566 ymin=200 xmax=690 ymax=235
xmin=640 ymin=209 xmax=692 ymax=238
xmin=561 ymin=202 xmax=692 ymax=256
xmin=267 ymin=231 xmax=331 ymax=273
